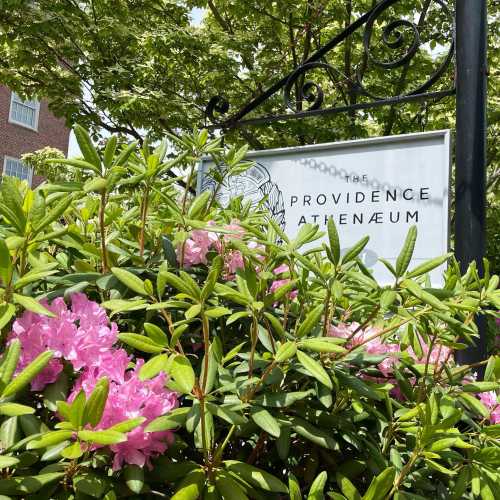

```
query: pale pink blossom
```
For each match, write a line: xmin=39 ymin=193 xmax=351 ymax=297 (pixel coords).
xmin=269 ymin=279 xmax=298 ymax=301
xmin=274 ymin=263 xmax=289 ymax=275
xmin=479 ymin=391 xmax=500 ymax=424
xmin=224 ymin=250 xmax=245 ymax=277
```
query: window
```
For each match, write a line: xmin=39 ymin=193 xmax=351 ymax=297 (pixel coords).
xmin=2 ymin=157 xmax=33 ymax=185
xmin=9 ymin=92 xmax=40 ymax=130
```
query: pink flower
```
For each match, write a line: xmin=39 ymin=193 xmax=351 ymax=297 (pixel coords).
xmin=269 ymin=279 xmax=298 ymax=301
xmin=69 ymin=359 xmax=178 ymax=470
xmin=274 ymin=264 xmax=289 ymax=275
xmin=8 ymin=294 xmax=119 ymax=390
xmin=479 ymin=391 xmax=500 ymax=424
xmin=328 ymin=322 xmax=400 ymax=376
xmin=407 ymin=340 xmax=452 ymax=366
xmin=179 ymin=228 xmax=218 ymax=267
xmin=224 ymin=250 xmax=245 ymax=278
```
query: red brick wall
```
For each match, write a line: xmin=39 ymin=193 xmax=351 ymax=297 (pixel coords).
xmin=0 ymin=84 xmax=70 ymax=185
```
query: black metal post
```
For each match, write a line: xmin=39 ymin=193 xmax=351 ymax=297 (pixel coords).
xmin=455 ymin=0 xmax=488 ymax=366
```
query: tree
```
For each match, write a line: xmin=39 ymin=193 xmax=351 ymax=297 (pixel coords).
xmin=1 ymin=1 xmax=499 ymax=266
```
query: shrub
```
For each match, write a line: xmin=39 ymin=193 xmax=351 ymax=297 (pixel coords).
xmin=0 ymin=127 xmax=499 ymax=499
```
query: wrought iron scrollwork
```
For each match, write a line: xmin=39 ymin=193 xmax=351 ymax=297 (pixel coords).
xmin=206 ymin=95 xmax=230 ymax=123
xmin=205 ymin=0 xmax=455 ymax=128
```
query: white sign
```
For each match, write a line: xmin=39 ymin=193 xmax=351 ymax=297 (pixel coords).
xmin=198 ymin=130 xmax=451 ymax=284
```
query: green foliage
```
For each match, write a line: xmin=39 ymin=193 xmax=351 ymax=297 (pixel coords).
xmin=0 ymin=129 xmax=498 ymax=499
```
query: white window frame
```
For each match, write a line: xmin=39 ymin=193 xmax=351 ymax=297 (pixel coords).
xmin=2 ymin=156 xmax=33 ymax=186
xmin=8 ymin=92 xmax=40 ymax=131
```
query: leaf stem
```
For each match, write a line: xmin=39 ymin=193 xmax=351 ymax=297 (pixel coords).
xmin=99 ymin=190 xmax=108 ymax=273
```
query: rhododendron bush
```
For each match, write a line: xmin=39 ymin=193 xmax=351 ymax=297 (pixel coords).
xmin=0 ymin=128 xmax=499 ymax=499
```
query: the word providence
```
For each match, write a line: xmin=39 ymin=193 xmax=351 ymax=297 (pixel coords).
xmin=291 ymin=186 xmax=431 ymax=226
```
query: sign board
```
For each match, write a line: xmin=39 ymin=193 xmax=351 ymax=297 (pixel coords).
xmin=198 ymin=130 xmax=451 ymax=284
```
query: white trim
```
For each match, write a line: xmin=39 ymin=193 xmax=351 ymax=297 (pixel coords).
xmin=2 ymin=156 xmax=34 ymax=186
xmin=8 ymin=92 xmax=40 ymax=131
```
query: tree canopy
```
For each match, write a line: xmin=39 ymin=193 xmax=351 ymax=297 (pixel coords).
xmin=0 ymin=1 xmax=498 ymax=183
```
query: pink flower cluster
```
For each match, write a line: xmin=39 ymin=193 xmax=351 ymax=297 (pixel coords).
xmin=479 ymin=391 xmax=500 ymax=424
xmin=8 ymin=294 xmax=177 ymax=469
xmin=69 ymin=358 xmax=177 ymax=470
xmin=269 ymin=264 xmax=298 ymax=301
xmin=328 ymin=322 xmax=401 ymax=376
xmin=8 ymin=294 xmax=119 ymax=390
xmin=179 ymin=221 xmax=264 ymax=279
xmin=328 ymin=322 xmax=453 ymax=400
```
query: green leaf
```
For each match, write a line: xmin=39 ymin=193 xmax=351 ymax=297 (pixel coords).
xmin=206 ymin=402 xmax=247 ymax=425
xmin=215 ymin=471 xmax=249 ymax=500
xmin=139 ymin=353 xmax=169 ymax=380
xmin=12 ymin=294 xmax=55 ymax=317
xmin=83 ymin=377 xmax=109 ymax=427
xmin=144 ymin=323 xmax=168 ymax=346
xmin=108 ymin=417 xmax=146 ymax=433
xmin=113 ymin=141 xmax=138 ymax=167
xmin=83 ymin=177 xmax=108 ymax=193
xmin=254 ymin=390 xmax=313 ymax=408
xmin=425 ymin=459 xmax=456 ymax=475
xmin=307 ymin=471 xmax=327 ymax=500
xmin=296 ymin=350 xmax=332 ymax=389
xmin=118 ymin=333 xmax=164 ymax=353
xmin=171 ymin=468 xmax=205 ymax=500
xmin=61 ymin=441 xmax=83 ymax=459
xmin=0 ymin=339 xmax=21 ymax=387
xmin=78 ymin=430 xmax=126 ymax=445
xmin=462 ymin=382 xmax=500 ymax=393
xmin=250 ymin=406 xmax=280 ymax=437
xmin=74 ymin=125 xmax=101 ymax=171
xmin=124 ymin=464 xmax=144 ymax=494
xmin=297 ymin=305 xmax=324 ymax=338
xmin=0 ymin=455 xmax=20 ymax=469
xmin=111 ymin=267 xmax=147 ymax=295
xmin=205 ymin=306 xmax=232 ymax=319
xmin=342 ymin=236 xmax=369 ymax=264
xmin=103 ymin=135 xmax=118 ymax=168
xmin=275 ymin=341 xmax=297 ymax=362
xmin=362 ymin=467 xmax=396 ymax=500
xmin=336 ymin=472 xmax=362 ymax=500
xmin=400 ymin=280 xmax=448 ymax=311
xmin=170 ymin=355 xmax=195 ymax=394
xmin=224 ymin=460 xmax=288 ymax=493
xmin=406 ymin=254 xmax=451 ymax=279
xmin=68 ymin=390 xmax=86 ymax=428
xmin=0 ymin=239 xmax=12 ymax=285
xmin=0 ymin=303 xmax=16 ymax=330
xmin=2 ymin=350 xmax=53 ymax=398
xmin=289 ymin=416 xmax=338 ymax=450
xmin=27 ymin=430 xmax=73 ymax=449
xmin=298 ymin=338 xmax=346 ymax=354
xmin=327 ymin=217 xmax=341 ymax=265
xmin=73 ymin=471 xmax=109 ymax=498
xmin=474 ymin=447 xmax=500 ymax=466
xmin=289 ymin=473 xmax=303 ymax=500
xmin=145 ymin=408 xmax=191 ymax=432
xmin=396 ymin=226 xmax=417 ymax=277
xmin=185 ymin=303 xmax=202 ymax=319
xmin=32 ymin=195 xmax=74 ymax=234
xmin=0 ymin=403 xmax=35 ymax=416
xmin=0 ymin=177 xmax=26 ymax=233
xmin=188 ymin=190 xmax=211 ymax=219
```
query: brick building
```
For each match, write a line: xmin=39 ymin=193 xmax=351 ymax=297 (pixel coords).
xmin=0 ymin=84 xmax=70 ymax=187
